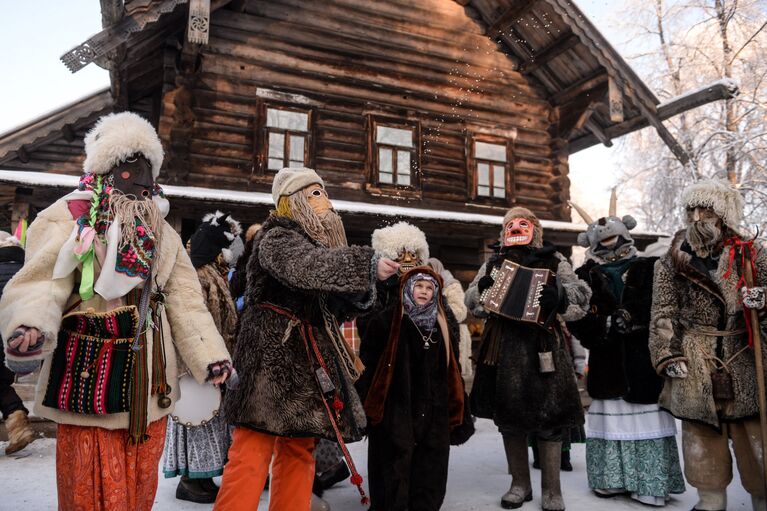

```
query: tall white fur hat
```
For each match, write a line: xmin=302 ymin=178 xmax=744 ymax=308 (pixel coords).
xmin=371 ymin=221 xmax=429 ymax=262
xmin=272 ymin=167 xmax=325 ymax=205
xmin=83 ymin=112 xmax=164 ymax=179
xmin=681 ymin=179 xmax=744 ymax=230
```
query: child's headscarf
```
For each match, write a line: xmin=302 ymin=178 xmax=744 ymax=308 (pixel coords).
xmin=403 ymin=272 xmax=440 ymax=331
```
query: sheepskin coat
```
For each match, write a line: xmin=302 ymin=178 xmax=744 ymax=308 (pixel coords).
xmin=196 ymin=262 xmax=238 ymax=354
xmin=649 ymin=230 xmax=767 ymax=429
xmin=466 ymin=244 xmax=589 ymax=434
xmin=0 ymin=199 xmax=231 ymax=429
xmin=223 ymin=215 xmax=376 ymax=440
xmin=568 ymin=257 xmax=664 ymax=404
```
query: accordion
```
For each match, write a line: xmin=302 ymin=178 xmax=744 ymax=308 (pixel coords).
xmin=479 ymin=260 xmax=556 ymax=328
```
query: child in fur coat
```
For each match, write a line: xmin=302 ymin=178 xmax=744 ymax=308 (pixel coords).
xmin=356 ymin=268 xmax=473 ymax=511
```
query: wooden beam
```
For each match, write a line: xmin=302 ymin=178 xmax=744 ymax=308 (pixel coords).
xmin=584 ymin=118 xmax=612 ymax=147
xmin=608 ymin=75 xmax=624 ymax=123
xmin=485 ymin=0 xmax=535 ymax=36
xmin=519 ymin=32 xmax=579 ymax=75
xmin=99 ymin=0 xmax=124 ymax=28
xmin=16 ymin=146 xmax=29 ymax=164
xmin=552 ymin=70 xmax=608 ymax=105
xmin=569 ymin=78 xmax=740 ymax=153
xmin=657 ymin=79 xmax=739 ymax=119
xmin=61 ymin=125 xmax=76 ymax=142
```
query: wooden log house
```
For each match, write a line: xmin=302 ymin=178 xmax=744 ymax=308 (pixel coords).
xmin=0 ymin=0 xmax=735 ymax=283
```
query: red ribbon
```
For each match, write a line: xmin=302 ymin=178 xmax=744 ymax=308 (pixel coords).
xmin=722 ymin=236 xmax=758 ymax=347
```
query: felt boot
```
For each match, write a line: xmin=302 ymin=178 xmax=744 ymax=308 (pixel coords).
xmin=691 ymin=489 xmax=726 ymax=511
xmin=501 ymin=435 xmax=533 ymax=509
xmin=540 ymin=440 xmax=565 ymax=511
xmin=4 ymin=410 xmax=35 ymax=455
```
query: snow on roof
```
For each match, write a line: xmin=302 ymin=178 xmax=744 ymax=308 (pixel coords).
xmin=0 ymin=169 xmax=666 ymax=237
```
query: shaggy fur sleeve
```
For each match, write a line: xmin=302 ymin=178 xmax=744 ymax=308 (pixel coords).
xmin=555 ymin=255 xmax=592 ymax=322
xmin=259 ymin=227 xmax=376 ymax=295
xmin=649 ymin=258 xmax=686 ymax=373
xmin=443 ymin=281 xmax=468 ymax=322
xmin=465 ymin=262 xmax=489 ymax=318
xmin=164 ymin=236 xmax=231 ymax=384
xmin=0 ymin=210 xmax=75 ymax=362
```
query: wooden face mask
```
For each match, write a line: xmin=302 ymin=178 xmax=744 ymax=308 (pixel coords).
xmin=396 ymin=249 xmax=420 ymax=274
xmin=111 ymin=153 xmax=154 ymax=200
xmin=304 ymin=183 xmax=332 ymax=217
xmin=503 ymin=217 xmax=534 ymax=247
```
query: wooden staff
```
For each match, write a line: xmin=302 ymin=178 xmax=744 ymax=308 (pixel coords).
xmin=742 ymin=248 xmax=767 ymax=490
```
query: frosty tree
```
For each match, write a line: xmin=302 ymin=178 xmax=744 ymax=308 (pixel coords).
xmin=613 ymin=0 xmax=767 ymax=233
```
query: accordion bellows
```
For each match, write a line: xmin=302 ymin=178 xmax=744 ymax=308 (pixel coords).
xmin=479 ymin=260 xmax=555 ymax=328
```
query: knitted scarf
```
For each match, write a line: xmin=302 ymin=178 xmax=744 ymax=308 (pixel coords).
xmin=53 ymin=173 xmax=170 ymax=301
xmin=402 ymin=272 xmax=440 ymax=331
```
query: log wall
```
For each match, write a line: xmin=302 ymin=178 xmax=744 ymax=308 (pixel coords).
xmin=156 ymin=0 xmax=569 ymax=220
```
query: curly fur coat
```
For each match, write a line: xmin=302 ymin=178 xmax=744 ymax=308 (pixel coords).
xmin=649 ymin=230 xmax=767 ymax=429
xmin=465 ymin=244 xmax=589 ymax=434
xmin=223 ymin=215 xmax=377 ymax=440
xmin=567 ymin=257 xmax=664 ymax=404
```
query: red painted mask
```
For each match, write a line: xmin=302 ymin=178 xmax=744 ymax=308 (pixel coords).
xmin=503 ymin=217 xmax=534 ymax=246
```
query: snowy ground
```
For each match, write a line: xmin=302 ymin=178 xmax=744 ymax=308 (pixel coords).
xmin=0 ymin=418 xmax=752 ymax=510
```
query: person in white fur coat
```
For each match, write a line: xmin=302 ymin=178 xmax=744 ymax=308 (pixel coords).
xmin=360 ymin=221 xmax=473 ymax=377
xmin=0 ymin=112 xmax=231 ymax=511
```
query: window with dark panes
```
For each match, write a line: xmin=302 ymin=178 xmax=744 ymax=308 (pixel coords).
xmin=266 ymin=107 xmax=309 ymax=171
xmin=474 ymin=140 xmax=507 ymax=199
xmin=375 ymin=125 xmax=415 ymax=187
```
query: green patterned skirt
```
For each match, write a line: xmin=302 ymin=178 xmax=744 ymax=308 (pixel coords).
xmin=586 ymin=437 xmax=686 ymax=497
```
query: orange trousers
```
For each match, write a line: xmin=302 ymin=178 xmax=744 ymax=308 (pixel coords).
xmin=214 ymin=427 xmax=317 ymax=511
xmin=56 ymin=417 xmax=167 ymax=511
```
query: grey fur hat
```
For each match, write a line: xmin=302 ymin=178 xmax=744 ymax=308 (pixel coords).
xmin=83 ymin=112 xmax=164 ymax=179
xmin=272 ymin=167 xmax=325 ymax=205
xmin=681 ymin=179 xmax=744 ymax=230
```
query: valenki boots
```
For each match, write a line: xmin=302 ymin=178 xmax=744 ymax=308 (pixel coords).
xmin=5 ymin=410 xmax=35 ymax=455
xmin=539 ymin=440 xmax=565 ymax=511
xmin=501 ymin=435 xmax=533 ymax=509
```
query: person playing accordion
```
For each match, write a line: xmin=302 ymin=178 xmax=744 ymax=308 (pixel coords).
xmin=465 ymin=207 xmax=591 ymax=511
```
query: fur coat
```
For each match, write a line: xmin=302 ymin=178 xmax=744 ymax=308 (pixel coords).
xmin=196 ymin=262 xmax=237 ymax=354
xmin=0 ymin=199 xmax=230 ymax=429
xmin=568 ymin=257 xmax=664 ymax=404
xmin=649 ymin=230 xmax=767 ymax=429
xmin=356 ymin=268 xmax=474 ymax=446
xmin=465 ymin=243 xmax=590 ymax=434
xmin=223 ymin=215 xmax=377 ymax=441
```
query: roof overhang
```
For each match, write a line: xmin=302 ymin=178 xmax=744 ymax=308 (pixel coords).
xmin=0 ymin=169 xmax=667 ymax=246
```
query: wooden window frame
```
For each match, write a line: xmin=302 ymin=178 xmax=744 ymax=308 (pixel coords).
xmin=253 ymin=100 xmax=314 ymax=179
xmin=366 ymin=116 xmax=422 ymax=197
xmin=467 ymin=134 xmax=514 ymax=205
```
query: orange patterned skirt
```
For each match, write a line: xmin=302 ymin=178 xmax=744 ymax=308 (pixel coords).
xmin=56 ymin=417 xmax=167 ymax=511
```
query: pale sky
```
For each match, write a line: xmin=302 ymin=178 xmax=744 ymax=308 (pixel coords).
xmin=0 ymin=0 xmax=632 ymax=225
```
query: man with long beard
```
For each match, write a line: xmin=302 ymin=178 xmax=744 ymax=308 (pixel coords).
xmin=0 ymin=112 xmax=231 ymax=510
xmin=215 ymin=167 xmax=399 ymax=511
xmin=650 ymin=179 xmax=767 ymax=511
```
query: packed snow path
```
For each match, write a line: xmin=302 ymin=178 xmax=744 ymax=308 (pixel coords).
xmin=0 ymin=418 xmax=751 ymax=510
